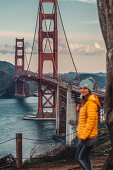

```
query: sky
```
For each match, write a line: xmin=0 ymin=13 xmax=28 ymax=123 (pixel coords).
xmin=0 ymin=0 xmax=106 ymax=73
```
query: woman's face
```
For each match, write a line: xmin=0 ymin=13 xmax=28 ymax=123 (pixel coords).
xmin=80 ymin=86 xmax=90 ymax=96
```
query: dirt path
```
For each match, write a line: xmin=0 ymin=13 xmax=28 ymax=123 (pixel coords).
xmin=13 ymin=156 xmax=106 ymax=170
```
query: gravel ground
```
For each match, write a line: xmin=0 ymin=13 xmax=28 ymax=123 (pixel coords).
xmin=8 ymin=156 xmax=107 ymax=170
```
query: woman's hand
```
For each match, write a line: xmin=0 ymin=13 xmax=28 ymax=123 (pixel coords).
xmin=69 ymin=120 xmax=76 ymax=126
xmin=76 ymin=104 xmax=81 ymax=112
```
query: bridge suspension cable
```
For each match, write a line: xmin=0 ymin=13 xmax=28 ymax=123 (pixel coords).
xmin=26 ymin=0 xmax=80 ymax=82
xmin=26 ymin=4 xmax=40 ymax=72
xmin=24 ymin=50 xmax=29 ymax=71
xmin=57 ymin=2 xmax=81 ymax=83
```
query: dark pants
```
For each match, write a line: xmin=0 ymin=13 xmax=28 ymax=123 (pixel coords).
xmin=75 ymin=140 xmax=94 ymax=170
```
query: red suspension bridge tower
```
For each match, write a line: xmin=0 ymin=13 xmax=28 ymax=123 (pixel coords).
xmin=37 ymin=0 xmax=58 ymax=117
xmin=15 ymin=38 xmax=25 ymax=97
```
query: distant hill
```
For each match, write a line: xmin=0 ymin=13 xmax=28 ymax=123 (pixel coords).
xmin=0 ymin=71 xmax=13 ymax=93
xmin=0 ymin=61 xmax=106 ymax=98
xmin=0 ymin=61 xmax=14 ymax=76
xmin=75 ymin=73 xmax=106 ymax=89
xmin=1 ymin=81 xmax=34 ymax=98
xmin=63 ymin=71 xmax=106 ymax=78
xmin=94 ymin=72 xmax=106 ymax=77
xmin=0 ymin=61 xmax=37 ymax=98
xmin=59 ymin=73 xmax=75 ymax=82
xmin=60 ymin=72 xmax=106 ymax=89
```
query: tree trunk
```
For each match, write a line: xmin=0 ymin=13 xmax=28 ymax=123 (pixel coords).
xmin=97 ymin=0 xmax=113 ymax=169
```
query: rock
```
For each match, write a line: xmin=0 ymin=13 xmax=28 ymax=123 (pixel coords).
xmin=0 ymin=154 xmax=16 ymax=169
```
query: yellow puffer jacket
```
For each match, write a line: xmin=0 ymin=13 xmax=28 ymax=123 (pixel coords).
xmin=77 ymin=94 xmax=101 ymax=140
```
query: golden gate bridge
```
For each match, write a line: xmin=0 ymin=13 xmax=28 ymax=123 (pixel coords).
xmin=14 ymin=0 xmax=105 ymax=139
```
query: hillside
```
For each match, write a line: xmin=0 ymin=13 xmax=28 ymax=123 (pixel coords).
xmin=0 ymin=61 xmax=14 ymax=76
xmin=0 ymin=61 xmax=106 ymax=98
xmin=60 ymin=72 xmax=106 ymax=89
xmin=0 ymin=71 xmax=13 ymax=93
xmin=0 ymin=61 xmax=38 ymax=98
xmin=75 ymin=73 xmax=106 ymax=89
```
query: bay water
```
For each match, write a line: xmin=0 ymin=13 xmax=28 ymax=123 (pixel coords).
xmin=0 ymin=97 xmax=61 ymax=159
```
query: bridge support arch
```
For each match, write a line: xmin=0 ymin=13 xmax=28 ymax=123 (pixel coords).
xmin=66 ymin=84 xmax=77 ymax=146
xmin=56 ymin=82 xmax=77 ymax=144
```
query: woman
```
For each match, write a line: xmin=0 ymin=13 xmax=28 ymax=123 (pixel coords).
xmin=75 ymin=77 xmax=101 ymax=170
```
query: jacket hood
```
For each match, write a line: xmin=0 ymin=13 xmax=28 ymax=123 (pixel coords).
xmin=88 ymin=94 xmax=101 ymax=108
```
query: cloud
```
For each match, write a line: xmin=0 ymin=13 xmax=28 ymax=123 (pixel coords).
xmin=58 ymin=41 xmax=106 ymax=55
xmin=0 ymin=31 xmax=33 ymax=39
xmin=60 ymin=0 xmax=96 ymax=3
xmin=24 ymin=42 xmax=32 ymax=48
xmin=0 ymin=36 xmax=105 ymax=58
xmin=60 ymin=32 xmax=104 ymax=42
xmin=94 ymin=42 xmax=101 ymax=49
xmin=0 ymin=41 xmax=106 ymax=73
xmin=0 ymin=41 xmax=33 ymax=55
xmin=0 ymin=44 xmax=14 ymax=54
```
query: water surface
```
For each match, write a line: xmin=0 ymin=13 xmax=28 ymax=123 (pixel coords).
xmin=0 ymin=97 xmax=60 ymax=159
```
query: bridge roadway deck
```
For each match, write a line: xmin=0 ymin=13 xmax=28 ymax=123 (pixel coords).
xmin=16 ymin=74 xmax=105 ymax=104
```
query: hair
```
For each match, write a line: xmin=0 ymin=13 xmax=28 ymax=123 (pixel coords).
xmin=81 ymin=90 xmax=91 ymax=106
